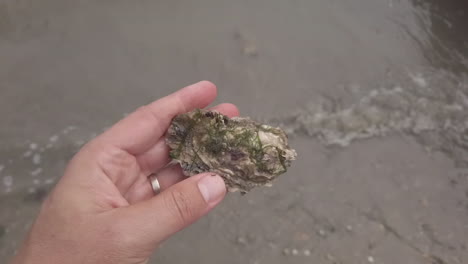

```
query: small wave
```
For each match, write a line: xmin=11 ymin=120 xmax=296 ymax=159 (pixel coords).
xmin=271 ymin=69 xmax=468 ymax=167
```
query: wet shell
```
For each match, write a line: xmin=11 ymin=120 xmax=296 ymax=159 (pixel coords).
xmin=166 ymin=109 xmax=297 ymax=193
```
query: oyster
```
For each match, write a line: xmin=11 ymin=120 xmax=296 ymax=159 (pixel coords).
xmin=166 ymin=109 xmax=297 ymax=193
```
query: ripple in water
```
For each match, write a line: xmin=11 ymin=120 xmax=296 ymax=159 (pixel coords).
xmin=271 ymin=69 xmax=468 ymax=167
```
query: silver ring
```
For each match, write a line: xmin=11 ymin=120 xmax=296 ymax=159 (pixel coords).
xmin=149 ymin=174 xmax=161 ymax=195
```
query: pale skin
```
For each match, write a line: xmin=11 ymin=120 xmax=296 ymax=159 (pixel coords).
xmin=10 ymin=81 xmax=240 ymax=264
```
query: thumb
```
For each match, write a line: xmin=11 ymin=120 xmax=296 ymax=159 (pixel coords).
xmin=118 ymin=173 xmax=226 ymax=248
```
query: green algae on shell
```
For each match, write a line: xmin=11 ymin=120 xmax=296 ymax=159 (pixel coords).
xmin=166 ymin=109 xmax=297 ymax=193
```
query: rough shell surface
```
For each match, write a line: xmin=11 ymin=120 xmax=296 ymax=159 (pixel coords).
xmin=166 ymin=109 xmax=297 ymax=193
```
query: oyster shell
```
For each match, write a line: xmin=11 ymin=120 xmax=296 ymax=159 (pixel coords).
xmin=166 ymin=109 xmax=297 ymax=193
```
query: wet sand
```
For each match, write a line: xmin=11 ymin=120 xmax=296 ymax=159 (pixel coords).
xmin=1 ymin=0 xmax=467 ymax=263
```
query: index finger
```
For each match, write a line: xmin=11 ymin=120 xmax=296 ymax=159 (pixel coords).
xmin=96 ymin=81 xmax=217 ymax=154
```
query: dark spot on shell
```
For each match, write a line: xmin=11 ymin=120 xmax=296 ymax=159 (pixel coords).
xmin=173 ymin=124 xmax=186 ymax=137
xmin=205 ymin=111 xmax=216 ymax=118
xmin=230 ymin=149 xmax=246 ymax=161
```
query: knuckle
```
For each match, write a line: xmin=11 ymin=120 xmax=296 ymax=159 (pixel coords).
xmin=165 ymin=189 xmax=194 ymax=226
xmin=135 ymin=105 xmax=166 ymax=135
xmin=136 ymin=105 xmax=159 ymax=123
xmin=173 ymin=94 xmax=187 ymax=114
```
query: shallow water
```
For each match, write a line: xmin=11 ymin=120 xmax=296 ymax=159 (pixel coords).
xmin=271 ymin=68 xmax=468 ymax=167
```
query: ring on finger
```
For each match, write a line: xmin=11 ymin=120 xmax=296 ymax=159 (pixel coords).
xmin=148 ymin=174 xmax=161 ymax=195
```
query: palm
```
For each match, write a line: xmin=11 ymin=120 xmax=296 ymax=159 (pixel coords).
xmin=94 ymin=147 xmax=152 ymax=207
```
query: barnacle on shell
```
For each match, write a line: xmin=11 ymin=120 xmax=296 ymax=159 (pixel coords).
xmin=166 ymin=109 xmax=297 ymax=193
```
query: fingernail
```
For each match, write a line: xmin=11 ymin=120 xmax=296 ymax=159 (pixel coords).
xmin=198 ymin=174 xmax=226 ymax=203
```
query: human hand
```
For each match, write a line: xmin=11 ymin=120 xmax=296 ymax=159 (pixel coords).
xmin=11 ymin=81 xmax=239 ymax=264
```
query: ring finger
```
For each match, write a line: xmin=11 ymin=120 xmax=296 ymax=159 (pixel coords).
xmin=125 ymin=165 xmax=186 ymax=203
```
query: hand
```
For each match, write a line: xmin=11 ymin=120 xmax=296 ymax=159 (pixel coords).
xmin=11 ymin=81 xmax=239 ymax=264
